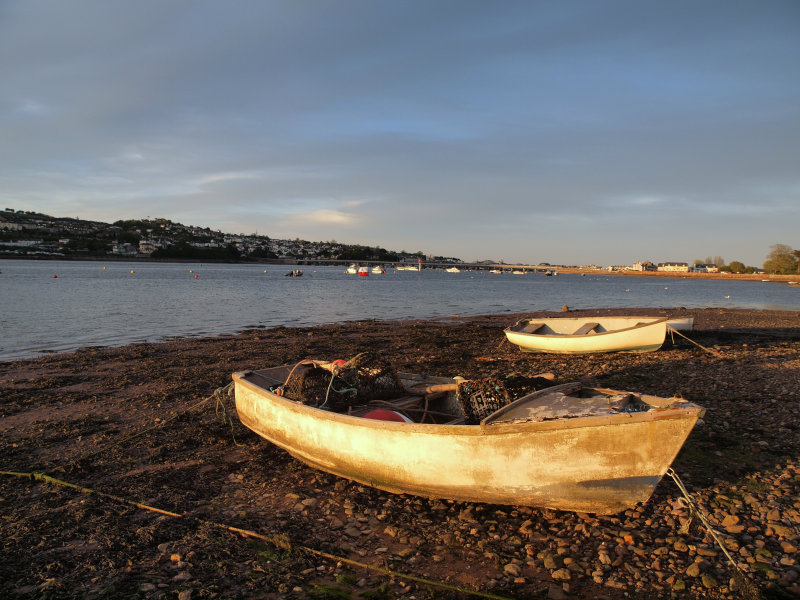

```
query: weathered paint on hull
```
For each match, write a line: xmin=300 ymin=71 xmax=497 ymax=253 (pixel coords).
xmin=504 ymin=317 xmax=668 ymax=354
xmin=233 ymin=371 xmax=702 ymax=514
xmin=511 ymin=341 xmax=665 ymax=354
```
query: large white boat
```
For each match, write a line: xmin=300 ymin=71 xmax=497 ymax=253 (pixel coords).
xmin=233 ymin=361 xmax=703 ymax=514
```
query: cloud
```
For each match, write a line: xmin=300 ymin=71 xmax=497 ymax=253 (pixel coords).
xmin=303 ymin=209 xmax=361 ymax=226
xmin=197 ymin=171 xmax=263 ymax=186
xmin=0 ymin=1 xmax=798 ymax=265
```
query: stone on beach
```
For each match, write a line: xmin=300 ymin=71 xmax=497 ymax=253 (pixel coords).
xmin=1 ymin=307 xmax=799 ymax=599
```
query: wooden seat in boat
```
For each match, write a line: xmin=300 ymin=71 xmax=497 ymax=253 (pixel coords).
xmin=572 ymin=322 xmax=599 ymax=335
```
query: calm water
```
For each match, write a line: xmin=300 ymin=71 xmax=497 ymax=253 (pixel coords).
xmin=1 ymin=259 xmax=798 ymax=361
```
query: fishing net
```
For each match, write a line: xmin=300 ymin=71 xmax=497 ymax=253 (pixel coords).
xmin=281 ymin=364 xmax=339 ymax=407
xmin=281 ymin=352 xmax=406 ymax=412
xmin=457 ymin=378 xmax=510 ymax=425
xmin=457 ymin=374 xmax=553 ymax=425
xmin=281 ymin=355 xmax=552 ymax=422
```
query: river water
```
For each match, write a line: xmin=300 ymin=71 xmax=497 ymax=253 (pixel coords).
xmin=1 ymin=259 xmax=798 ymax=361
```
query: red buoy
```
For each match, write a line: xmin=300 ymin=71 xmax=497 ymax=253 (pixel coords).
xmin=52 ymin=274 xmax=58 ymax=278
xmin=363 ymin=409 xmax=412 ymax=423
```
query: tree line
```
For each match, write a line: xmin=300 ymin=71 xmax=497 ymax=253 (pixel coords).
xmin=763 ymin=244 xmax=800 ymax=275
xmin=693 ymin=244 xmax=799 ymax=275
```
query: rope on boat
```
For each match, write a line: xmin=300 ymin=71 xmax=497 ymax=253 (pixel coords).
xmin=320 ymin=370 xmax=358 ymax=411
xmin=0 ymin=470 xmax=513 ymax=600
xmin=54 ymin=382 xmax=239 ymax=472
xmin=666 ymin=326 xmax=724 ymax=358
xmin=666 ymin=468 xmax=764 ymax=600
xmin=213 ymin=382 xmax=246 ymax=447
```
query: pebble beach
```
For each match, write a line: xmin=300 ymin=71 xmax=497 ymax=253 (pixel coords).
xmin=1 ymin=307 xmax=799 ymax=599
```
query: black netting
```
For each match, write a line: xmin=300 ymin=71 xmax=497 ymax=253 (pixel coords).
xmin=281 ymin=353 xmax=406 ymax=412
xmin=282 ymin=364 xmax=340 ymax=407
xmin=281 ymin=355 xmax=552 ymax=421
xmin=457 ymin=378 xmax=510 ymax=424
xmin=457 ymin=374 xmax=553 ymax=424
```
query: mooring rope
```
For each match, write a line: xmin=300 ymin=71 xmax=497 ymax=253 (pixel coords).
xmin=212 ymin=382 xmax=245 ymax=447
xmin=666 ymin=326 xmax=724 ymax=358
xmin=666 ymin=468 xmax=764 ymax=600
xmin=54 ymin=382 xmax=237 ymax=472
xmin=0 ymin=470 xmax=512 ymax=600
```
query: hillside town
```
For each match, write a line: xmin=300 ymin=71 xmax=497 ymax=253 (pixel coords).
xmin=0 ymin=208 xmax=440 ymax=265
xmin=0 ymin=207 xmax=783 ymax=274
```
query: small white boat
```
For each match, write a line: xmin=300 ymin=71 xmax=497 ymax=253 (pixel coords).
xmin=504 ymin=316 xmax=669 ymax=354
xmin=445 ymin=267 xmax=461 ymax=273
xmin=345 ymin=264 xmax=358 ymax=274
xmin=666 ymin=317 xmax=694 ymax=331
xmin=233 ymin=362 xmax=703 ymax=514
xmin=284 ymin=269 xmax=303 ymax=277
xmin=371 ymin=265 xmax=386 ymax=274
xmin=489 ymin=269 xmax=503 ymax=274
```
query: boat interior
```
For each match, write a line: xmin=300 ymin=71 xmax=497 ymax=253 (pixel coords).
xmin=241 ymin=366 xmax=681 ymax=427
xmin=512 ymin=317 xmax=661 ymax=336
xmin=245 ymin=366 xmax=468 ymax=425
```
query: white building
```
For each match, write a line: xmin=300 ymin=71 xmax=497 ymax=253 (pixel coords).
xmin=657 ymin=262 xmax=690 ymax=273
xmin=693 ymin=263 xmax=719 ymax=273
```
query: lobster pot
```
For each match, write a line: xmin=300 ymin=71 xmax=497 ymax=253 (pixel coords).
xmin=457 ymin=379 xmax=512 ymax=424
xmin=283 ymin=364 xmax=338 ymax=406
xmin=283 ymin=353 xmax=406 ymax=412
xmin=457 ymin=375 xmax=552 ymax=424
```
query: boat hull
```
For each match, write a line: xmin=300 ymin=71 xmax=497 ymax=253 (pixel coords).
xmin=233 ymin=370 xmax=701 ymax=514
xmin=504 ymin=316 xmax=668 ymax=354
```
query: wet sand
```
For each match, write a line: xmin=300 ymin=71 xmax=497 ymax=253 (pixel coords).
xmin=1 ymin=307 xmax=799 ymax=599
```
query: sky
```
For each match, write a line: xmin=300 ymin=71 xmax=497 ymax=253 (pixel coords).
xmin=1 ymin=1 xmax=798 ymax=267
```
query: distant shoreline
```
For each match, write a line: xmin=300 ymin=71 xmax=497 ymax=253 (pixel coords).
xmin=557 ymin=267 xmax=800 ymax=283
xmin=2 ymin=254 xmax=798 ymax=283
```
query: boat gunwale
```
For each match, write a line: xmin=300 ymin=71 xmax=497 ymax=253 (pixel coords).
xmin=232 ymin=369 xmax=703 ymax=436
xmin=504 ymin=316 xmax=670 ymax=339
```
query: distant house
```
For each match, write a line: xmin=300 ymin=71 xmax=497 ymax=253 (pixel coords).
xmin=112 ymin=242 xmax=138 ymax=256
xmin=631 ymin=260 xmax=657 ymax=271
xmin=693 ymin=263 xmax=719 ymax=273
xmin=657 ymin=262 xmax=690 ymax=273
